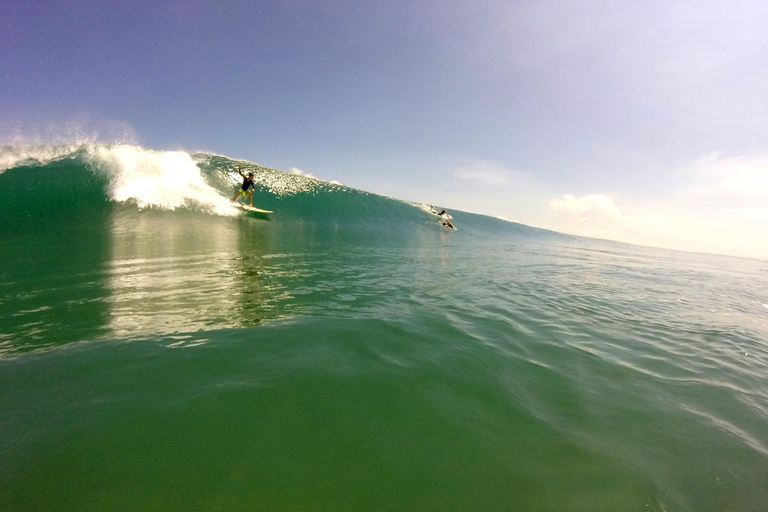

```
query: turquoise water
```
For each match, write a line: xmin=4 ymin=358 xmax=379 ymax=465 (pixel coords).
xmin=1 ymin=145 xmax=767 ymax=511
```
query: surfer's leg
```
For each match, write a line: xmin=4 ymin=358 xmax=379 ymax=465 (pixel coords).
xmin=247 ymin=190 xmax=253 ymax=206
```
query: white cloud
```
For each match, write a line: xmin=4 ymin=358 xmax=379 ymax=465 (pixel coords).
xmin=546 ymin=193 xmax=699 ymax=252
xmin=289 ymin=166 xmax=318 ymax=179
xmin=543 ymin=154 xmax=768 ymax=259
xmin=548 ymin=194 xmax=668 ymax=229
xmin=289 ymin=166 xmax=345 ymax=186
xmin=549 ymin=194 xmax=622 ymax=220
xmin=407 ymin=153 xmax=765 ymax=259
xmin=680 ymin=154 xmax=768 ymax=207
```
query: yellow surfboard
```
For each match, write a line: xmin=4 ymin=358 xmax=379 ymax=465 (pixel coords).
xmin=240 ymin=204 xmax=273 ymax=214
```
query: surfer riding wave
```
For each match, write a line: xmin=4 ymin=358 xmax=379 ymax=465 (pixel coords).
xmin=439 ymin=210 xmax=455 ymax=229
xmin=232 ymin=164 xmax=256 ymax=206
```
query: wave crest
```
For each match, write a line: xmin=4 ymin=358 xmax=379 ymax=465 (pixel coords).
xmin=0 ymin=144 xmax=84 ymax=173
xmin=86 ymin=145 xmax=238 ymax=215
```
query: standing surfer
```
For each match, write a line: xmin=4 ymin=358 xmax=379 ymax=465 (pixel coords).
xmin=438 ymin=210 xmax=455 ymax=229
xmin=232 ymin=164 xmax=256 ymax=206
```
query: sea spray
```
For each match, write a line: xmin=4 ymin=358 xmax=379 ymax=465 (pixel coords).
xmin=0 ymin=144 xmax=84 ymax=173
xmin=86 ymin=145 xmax=238 ymax=215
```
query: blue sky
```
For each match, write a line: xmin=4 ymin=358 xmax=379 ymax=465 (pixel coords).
xmin=2 ymin=0 xmax=767 ymax=258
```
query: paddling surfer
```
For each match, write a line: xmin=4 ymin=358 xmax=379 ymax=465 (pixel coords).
xmin=232 ymin=164 xmax=256 ymax=206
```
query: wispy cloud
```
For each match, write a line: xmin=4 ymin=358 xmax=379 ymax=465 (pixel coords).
xmin=549 ymin=194 xmax=622 ymax=220
xmin=401 ymin=158 xmax=549 ymax=221
xmin=549 ymin=194 xmax=667 ymax=228
xmin=453 ymin=160 xmax=534 ymax=187
xmin=680 ymin=154 xmax=768 ymax=210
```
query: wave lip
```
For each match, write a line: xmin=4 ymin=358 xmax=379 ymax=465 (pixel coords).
xmin=0 ymin=144 xmax=84 ymax=173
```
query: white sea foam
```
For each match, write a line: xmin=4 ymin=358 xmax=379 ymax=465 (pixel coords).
xmin=0 ymin=144 xmax=82 ymax=173
xmin=87 ymin=145 xmax=237 ymax=215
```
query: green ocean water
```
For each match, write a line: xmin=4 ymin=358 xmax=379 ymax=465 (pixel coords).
xmin=1 ymin=145 xmax=767 ymax=511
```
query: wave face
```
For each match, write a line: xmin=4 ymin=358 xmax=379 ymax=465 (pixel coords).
xmin=1 ymin=143 xmax=767 ymax=511
xmin=0 ymin=143 xmax=551 ymax=237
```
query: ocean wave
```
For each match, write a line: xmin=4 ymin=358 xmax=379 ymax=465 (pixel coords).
xmin=0 ymin=142 xmax=552 ymax=238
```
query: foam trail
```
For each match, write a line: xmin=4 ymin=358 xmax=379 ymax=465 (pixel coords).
xmin=88 ymin=145 xmax=237 ymax=215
